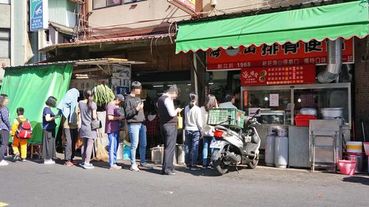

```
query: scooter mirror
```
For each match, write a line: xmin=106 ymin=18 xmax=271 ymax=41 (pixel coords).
xmin=255 ymin=109 xmax=261 ymax=115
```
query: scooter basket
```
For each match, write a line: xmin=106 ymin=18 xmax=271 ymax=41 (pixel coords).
xmin=208 ymin=108 xmax=245 ymax=128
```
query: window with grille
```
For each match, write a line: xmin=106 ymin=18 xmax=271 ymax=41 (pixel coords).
xmin=0 ymin=29 xmax=10 ymax=58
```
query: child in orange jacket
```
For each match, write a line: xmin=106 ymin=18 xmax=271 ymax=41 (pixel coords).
xmin=11 ymin=108 xmax=28 ymax=161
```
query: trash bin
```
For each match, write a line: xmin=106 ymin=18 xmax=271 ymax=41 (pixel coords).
xmin=265 ymin=135 xmax=275 ymax=166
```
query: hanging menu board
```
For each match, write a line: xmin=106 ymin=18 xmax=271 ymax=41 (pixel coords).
xmin=240 ymin=65 xmax=316 ymax=86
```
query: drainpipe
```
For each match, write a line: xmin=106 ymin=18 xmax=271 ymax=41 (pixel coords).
xmin=318 ymin=39 xmax=342 ymax=83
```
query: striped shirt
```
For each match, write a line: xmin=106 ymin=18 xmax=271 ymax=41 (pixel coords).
xmin=0 ymin=106 xmax=11 ymax=131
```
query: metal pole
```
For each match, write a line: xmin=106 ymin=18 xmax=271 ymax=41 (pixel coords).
xmin=291 ymin=87 xmax=295 ymax=125
xmin=193 ymin=53 xmax=199 ymax=95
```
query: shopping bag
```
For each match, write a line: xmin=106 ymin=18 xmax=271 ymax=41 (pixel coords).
xmin=177 ymin=113 xmax=183 ymax=129
xmin=95 ymin=134 xmax=109 ymax=162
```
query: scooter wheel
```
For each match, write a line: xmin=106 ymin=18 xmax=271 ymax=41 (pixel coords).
xmin=213 ymin=159 xmax=229 ymax=175
xmin=247 ymin=156 xmax=259 ymax=169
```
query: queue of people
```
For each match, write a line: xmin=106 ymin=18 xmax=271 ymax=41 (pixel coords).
xmin=0 ymin=81 xmax=236 ymax=176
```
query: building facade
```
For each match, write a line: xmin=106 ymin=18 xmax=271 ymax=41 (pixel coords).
xmin=39 ymin=0 xmax=369 ymax=139
xmin=9 ymin=0 xmax=77 ymax=66
xmin=0 ymin=0 xmax=11 ymax=80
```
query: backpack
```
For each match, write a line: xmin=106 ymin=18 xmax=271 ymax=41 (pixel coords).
xmin=16 ymin=118 xmax=32 ymax=139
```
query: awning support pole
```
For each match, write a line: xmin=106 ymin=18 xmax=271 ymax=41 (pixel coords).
xmin=193 ymin=53 xmax=199 ymax=95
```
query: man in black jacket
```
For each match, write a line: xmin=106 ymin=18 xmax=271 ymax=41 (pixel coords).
xmin=124 ymin=81 xmax=149 ymax=172
xmin=157 ymin=85 xmax=182 ymax=175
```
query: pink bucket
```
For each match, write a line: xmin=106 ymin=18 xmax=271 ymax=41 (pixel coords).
xmin=337 ymin=160 xmax=356 ymax=176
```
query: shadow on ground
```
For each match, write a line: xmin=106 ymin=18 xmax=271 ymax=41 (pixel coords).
xmin=175 ymin=166 xmax=224 ymax=177
xmin=342 ymin=176 xmax=369 ymax=186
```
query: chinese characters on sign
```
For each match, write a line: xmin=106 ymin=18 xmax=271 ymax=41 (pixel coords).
xmin=207 ymin=39 xmax=354 ymax=71
xmin=240 ymin=65 xmax=316 ymax=86
xmin=30 ymin=0 xmax=48 ymax=32
xmin=269 ymin=94 xmax=279 ymax=107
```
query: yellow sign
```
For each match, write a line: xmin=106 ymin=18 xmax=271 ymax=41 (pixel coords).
xmin=168 ymin=0 xmax=197 ymax=15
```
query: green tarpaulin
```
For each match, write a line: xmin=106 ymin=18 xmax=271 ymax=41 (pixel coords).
xmin=1 ymin=64 xmax=73 ymax=144
xmin=176 ymin=1 xmax=369 ymax=53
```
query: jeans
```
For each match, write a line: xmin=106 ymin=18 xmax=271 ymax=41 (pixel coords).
xmin=128 ymin=123 xmax=147 ymax=165
xmin=161 ymin=123 xmax=177 ymax=174
xmin=108 ymin=132 xmax=120 ymax=167
xmin=202 ymin=136 xmax=214 ymax=166
xmin=0 ymin=130 xmax=9 ymax=161
xmin=185 ymin=130 xmax=200 ymax=167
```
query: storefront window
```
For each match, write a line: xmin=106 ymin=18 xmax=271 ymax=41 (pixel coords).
xmin=241 ymin=83 xmax=351 ymax=127
xmin=246 ymin=90 xmax=291 ymax=125
xmin=294 ymin=88 xmax=349 ymax=122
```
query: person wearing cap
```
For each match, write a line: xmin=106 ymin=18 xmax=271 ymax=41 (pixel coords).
xmin=124 ymin=81 xmax=149 ymax=172
xmin=106 ymin=94 xmax=125 ymax=170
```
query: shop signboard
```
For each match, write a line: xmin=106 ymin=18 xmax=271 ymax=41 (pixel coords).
xmin=30 ymin=0 xmax=48 ymax=32
xmin=111 ymin=64 xmax=131 ymax=90
xmin=207 ymin=39 xmax=354 ymax=71
xmin=168 ymin=0 xmax=196 ymax=15
xmin=240 ymin=65 xmax=316 ymax=86
xmin=116 ymin=87 xmax=130 ymax=95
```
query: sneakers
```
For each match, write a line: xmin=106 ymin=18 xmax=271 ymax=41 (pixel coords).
xmin=13 ymin=154 xmax=20 ymax=162
xmin=140 ymin=163 xmax=154 ymax=169
xmin=81 ymin=162 xmax=94 ymax=170
xmin=109 ymin=164 xmax=121 ymax=170
xmin=44 ymin=159 xmax=56 ymax=165
xmin=162 ymin=171 xmax=176 ymax=176
xmin=0 ymin=160 xmax=9 ymax=166
xmin=130 ymin=164 xmax=140 ymax=172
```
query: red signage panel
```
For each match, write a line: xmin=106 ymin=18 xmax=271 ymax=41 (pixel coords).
xmin=207 ymin=39 xmax=354 ymax=71
xmin=240 ymin=65 xmax=316 ymax=86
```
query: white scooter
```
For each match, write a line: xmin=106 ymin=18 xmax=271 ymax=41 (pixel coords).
xmin=210 ymin=109 xmax=261 ymax=175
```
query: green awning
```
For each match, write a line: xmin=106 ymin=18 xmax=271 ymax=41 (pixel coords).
xmin=176 ymin=1 xmax=369 ymax=53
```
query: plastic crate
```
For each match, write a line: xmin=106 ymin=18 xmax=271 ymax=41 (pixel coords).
xmin=295 ymin=114 xmax=317 ymax=127
xmin=208 ymin=108 xmax=245 ymax=128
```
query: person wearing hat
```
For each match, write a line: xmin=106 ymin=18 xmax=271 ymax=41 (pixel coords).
xmin=124 ymin=81 xmax=150 ymax=172
xmin=106 ymin=94 xmax=125 ymax=170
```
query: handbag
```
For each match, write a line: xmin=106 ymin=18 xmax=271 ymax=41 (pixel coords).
xmin=91 ymin=119 xmax=102 ymax=130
